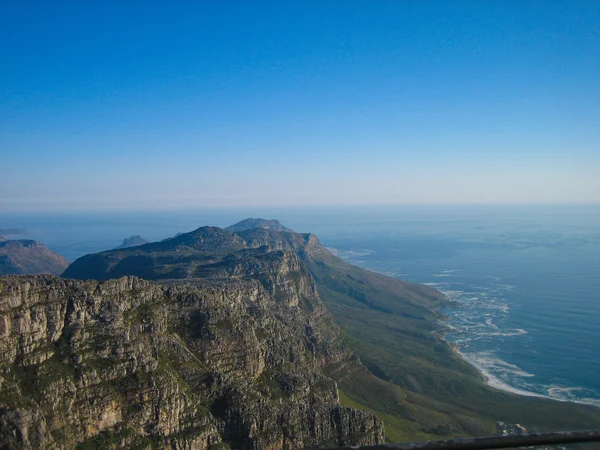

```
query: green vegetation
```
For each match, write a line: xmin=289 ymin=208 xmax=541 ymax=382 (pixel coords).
xmin=339 ymin=391 xmax=440 ymax=443
xmin=76 ymin=427 xmax=156 ymax=450
xmin=256 ymin=370 xmax=287 ymax=400
xmin=307 ymin=250 xmax=600 ymax=438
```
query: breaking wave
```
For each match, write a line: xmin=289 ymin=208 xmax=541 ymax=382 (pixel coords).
xmin=330 ymin=246 xmax=600 ymax=409
xmin=435 ymin=273 xmax=600 ymax=407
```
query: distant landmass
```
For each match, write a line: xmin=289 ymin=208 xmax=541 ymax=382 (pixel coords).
xmin=225 ymin=218 xmax=293 ymax=233
xmin=0 ymin=239 xmax=69 ymax=275
xmin=114 ymin=235 xmax=148 ymax=249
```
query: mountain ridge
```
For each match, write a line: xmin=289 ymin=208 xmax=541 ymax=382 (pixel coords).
xmin=49 ymin=219 xmax=600 ymax=440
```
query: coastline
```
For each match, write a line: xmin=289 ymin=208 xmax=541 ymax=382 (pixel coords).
xmin=438 ymin=300 xmax=600 ymax=409
xmin=330 ymin=249 xmax=600 ymax=411
xmin=451 ymin=344 xmax=551 ymax=400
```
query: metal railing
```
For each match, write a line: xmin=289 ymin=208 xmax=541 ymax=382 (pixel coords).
xmin=323 ymin=430 xmax=600 ymax=450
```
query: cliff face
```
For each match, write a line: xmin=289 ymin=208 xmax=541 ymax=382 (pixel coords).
xmin=0 ymin=240 xmax=69 ymax=276
xmin=234 ymin=230 xmax=323 ymax=257
xmin=0 ymin=272 xmax=383 ymax=449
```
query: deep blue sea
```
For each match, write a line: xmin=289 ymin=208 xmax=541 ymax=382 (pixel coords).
xmin=2 ymin=205 xmax=599 ymax=406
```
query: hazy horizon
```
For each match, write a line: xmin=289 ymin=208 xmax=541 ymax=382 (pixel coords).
xmin=2 ymin=202 xmax=599 ymax=218
xmin=2 ymin=1 xmax=599 ymax=211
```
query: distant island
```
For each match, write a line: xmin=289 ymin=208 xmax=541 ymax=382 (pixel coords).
xmin=114 ymin=235 xmax=148 ymax=249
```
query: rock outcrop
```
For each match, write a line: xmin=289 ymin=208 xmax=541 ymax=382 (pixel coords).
xmin=0 ymin=240 xmax=69 ymax=276
xmin=114 ymin=235 xmax=149 ymax=249
xmin=0 ymin=271 xmax=383 ymax=449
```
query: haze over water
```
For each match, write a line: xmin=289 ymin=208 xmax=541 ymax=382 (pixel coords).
xmin=1 ymin=204 xmax=599 ymax=406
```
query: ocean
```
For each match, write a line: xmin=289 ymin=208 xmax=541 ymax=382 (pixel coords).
xmin=2 ymin=205 xmax=599 ymax=407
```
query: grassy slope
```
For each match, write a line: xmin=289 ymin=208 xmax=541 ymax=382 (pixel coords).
xmin=307 ymin=249 xmax=600 ymax=440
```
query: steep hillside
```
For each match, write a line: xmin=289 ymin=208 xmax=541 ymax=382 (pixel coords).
xmin=0 ymin=240 xmax=69 ymax=276
xmin=0 ymin=273 xmax=383 ymax=449
xmin=302 ymin=250 xmax=600 ymax=439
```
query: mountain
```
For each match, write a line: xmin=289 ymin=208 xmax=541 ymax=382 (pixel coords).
xmin=114 ymin=235 xmax=148 ymax=249
xmin=0 ymin=239 xmax=69 ymax=275
xmin=225 ymin=218 xmax=292 ymax=233
xmin=62 ymin=226 xmax=320 ymax=282
xmin=0 ymin=272 xmax=382 ymax=449
xmin=60 ymin=219 xmax=600 ymax=441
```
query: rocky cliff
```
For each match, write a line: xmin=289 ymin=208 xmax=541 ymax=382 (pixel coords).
xmin=0 ymin=270 xmax=383 ymax=449
xmin=0 ymin=240 xmax=69 ymax=276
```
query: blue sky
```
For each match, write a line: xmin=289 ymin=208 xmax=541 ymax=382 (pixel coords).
xmin=1 ymin=1 xmax=599 ymax=211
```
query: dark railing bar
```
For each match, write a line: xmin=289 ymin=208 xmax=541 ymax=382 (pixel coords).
xmin=322 ymin=430 xmax=600 ymax=450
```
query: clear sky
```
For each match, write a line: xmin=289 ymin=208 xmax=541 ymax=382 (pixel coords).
xmin=1 ymin=1 xmax=599 ymax=211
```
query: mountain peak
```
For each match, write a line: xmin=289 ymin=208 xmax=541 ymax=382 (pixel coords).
xmin=225 ymin=218 xmax=293 ymax=233
xmin=0 ymin=239 xmax=69 ymax=275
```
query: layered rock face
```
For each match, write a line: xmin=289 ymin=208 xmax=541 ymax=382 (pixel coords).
xmin=0 ymin=240 xmax=69 ymax=276
xmin=0 ymin=272 xmax=383 ymax=449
